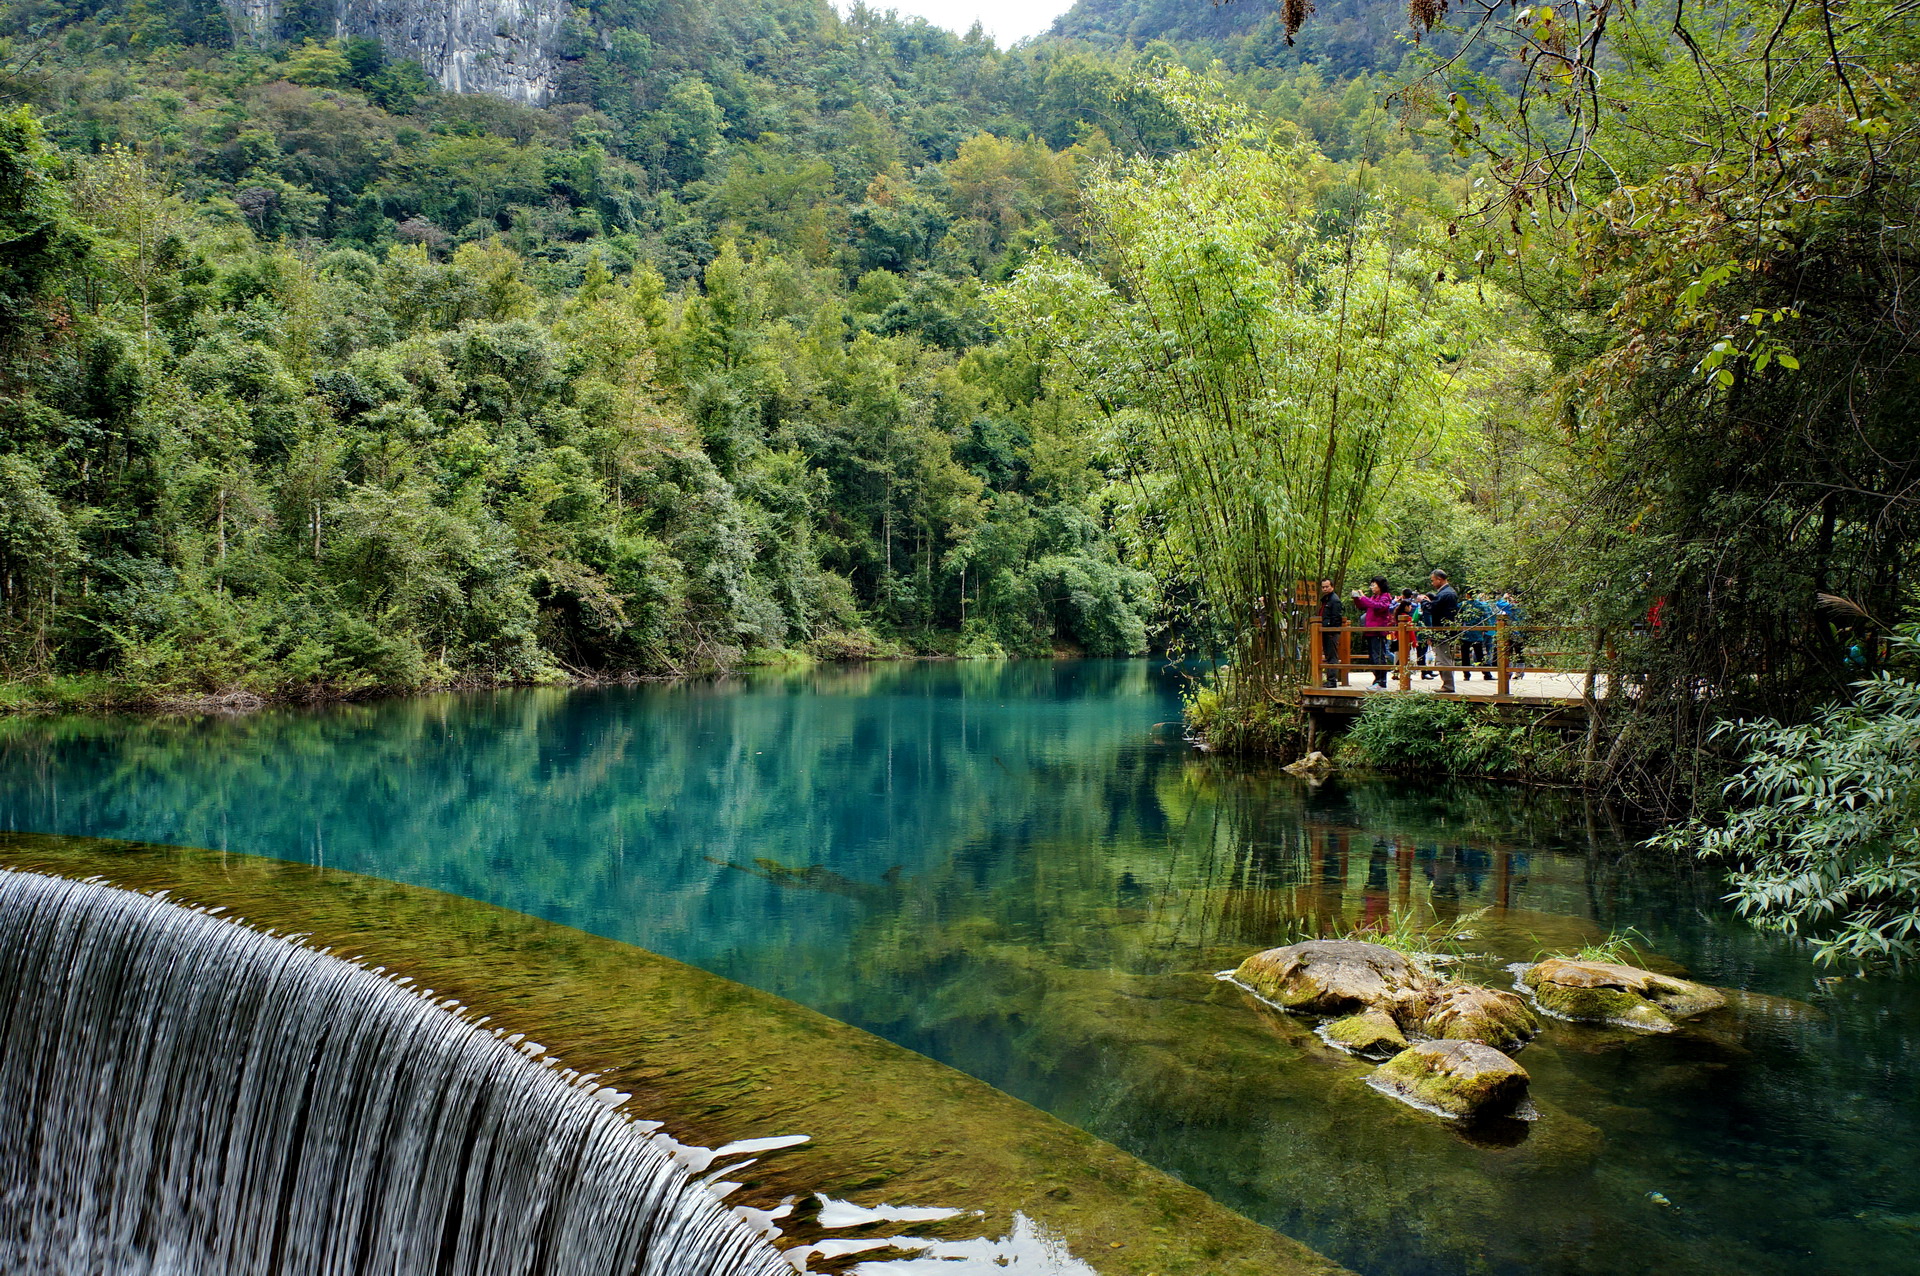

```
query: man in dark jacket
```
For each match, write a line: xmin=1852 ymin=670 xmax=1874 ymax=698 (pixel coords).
xmin=1427 ymin=569 xmax=1460 ymax=693
xmin=1318 ymin=579 xmax=1345 ymax=687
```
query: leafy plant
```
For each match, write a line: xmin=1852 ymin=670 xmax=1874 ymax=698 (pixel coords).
xmin=1339 ymin=695 xmax=1572 ymax=781
xmin=1183 ymin=678 xmax=1304 ymax=756
xmin=1650 ymin=627 xmax=1920 ymax=968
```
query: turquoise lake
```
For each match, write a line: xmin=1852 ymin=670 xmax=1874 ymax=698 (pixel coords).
xmin=2 ymin=659 xmax=1916 ymax=1276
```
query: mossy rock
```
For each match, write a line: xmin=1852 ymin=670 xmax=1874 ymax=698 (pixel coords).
xmin=1320 ymin=1008 xmax=1408 ymax=1061
xmin=1232 ymin=940 xmax=1436 ymax=1017
xmin=1519 ymin=959 xmax=1726 ymax=1033
xmin=1282 ymin=751 xmax=1333 ymax=780
xmin=1369 ymin=1041 xmax=1530 ymax=1120
xmin=1533 ymin=981 xmax=1676 ymax=1032
xmin=1418 ymin=983 xmax=1539 ymax=1051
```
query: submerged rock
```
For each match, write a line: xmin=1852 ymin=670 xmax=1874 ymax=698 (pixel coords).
xmin=1232 ymin=940 xmax=1436 ymax=1017
xmin=1370 ymin=1040 xmax=1531 ymax=1120
xmin=1320 ymin=1008 xmax=1408 ymax=1060
xmin=1419 ymin=983 xmax=1539 ymax=1052
xmin=1518 ymin=959 xmax=1726 ymax=1032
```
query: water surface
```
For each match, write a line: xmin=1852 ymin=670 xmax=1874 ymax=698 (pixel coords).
xmin=2 ymin=661 xmax=1916 ymax=1276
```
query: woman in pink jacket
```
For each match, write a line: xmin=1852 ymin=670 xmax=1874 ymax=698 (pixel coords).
xmin=1351 ymin=577 xmax=1397 ymax=688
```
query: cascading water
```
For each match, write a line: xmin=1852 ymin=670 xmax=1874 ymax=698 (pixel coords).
xmin=0 ymin=870 xmax=794 ymax=1276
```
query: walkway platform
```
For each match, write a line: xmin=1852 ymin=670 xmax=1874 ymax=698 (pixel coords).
xmin=1300 ymin=671 xmax=1603 ymax=715
xmin=1303 ymin=618 xmax=1605 ymax=717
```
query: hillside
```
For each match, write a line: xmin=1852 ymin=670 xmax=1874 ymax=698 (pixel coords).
xmin=0 ymin=0 xmax=1465 ymax=706
xmin=1053 ymin=0 xmax=1429 ymax=77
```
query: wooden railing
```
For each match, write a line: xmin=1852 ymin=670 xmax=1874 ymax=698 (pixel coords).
xmin=1307 ymin=618 xmax=1606 ymax=698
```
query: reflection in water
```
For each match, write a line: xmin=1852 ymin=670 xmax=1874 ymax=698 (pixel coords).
xmin=1 ymin=661 xmax=1917 ymax=1276
xmin=784 ymin=1209 xmax=1098 ymax=1275
xmin=832 ymin=1215 xmax=1100 ymax=1274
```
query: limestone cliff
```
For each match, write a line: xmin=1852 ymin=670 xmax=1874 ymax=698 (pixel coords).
xmin=223 ymin=0 xmax=280 ymax=42
xmin=223 ymin=0 xmax=572 ymax=106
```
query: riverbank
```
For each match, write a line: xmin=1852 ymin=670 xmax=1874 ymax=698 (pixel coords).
xmin=0 ymin=633 xmax=1122 ymax=719
xmin=0 ymin=667 xmax=658 ymax=718
xmin=1184 ymin=678 xmax=1593 ymax=790
xmin=0 ymin=641 xmax=861 ymax=718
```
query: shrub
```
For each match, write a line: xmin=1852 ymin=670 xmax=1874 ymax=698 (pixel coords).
xmin=1340 ymin=695 xmax=1571 ymax=781
xmin=1650 ymin=626 xmax=1920 ymax=968
xmin=1182 ymin=677 xmax=1304 ymax=756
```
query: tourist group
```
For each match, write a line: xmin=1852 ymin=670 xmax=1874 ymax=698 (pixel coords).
xmin=1315 ymin=572 xmax=1527 ymax=692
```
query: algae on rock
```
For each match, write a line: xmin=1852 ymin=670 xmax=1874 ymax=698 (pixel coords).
xmin=1369 ymin=1040 xmax=1531 ymax=1120
xmin=1418 ymin=983 xmax=1539 ymax=1052
xmin=1234 ymin=939 xmax=1542 ymax=1054
xmin=1518 ymin=959 xmax=1726 ymax=1033
xmin=1320 ymin=1008 xmax=1408 ymax=1060
xmin=1232 ymin=940 xmax=1435 ymax=1018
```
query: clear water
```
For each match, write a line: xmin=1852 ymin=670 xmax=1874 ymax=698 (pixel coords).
xmin=2 ymin=660 xmax=1916 ymax=1276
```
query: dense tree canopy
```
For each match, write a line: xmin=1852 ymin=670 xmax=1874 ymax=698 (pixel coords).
xmin=998 ymin=77 xmax=1502 ymax=745
xmin=0 ymin=0 xmax=1482 ymax=708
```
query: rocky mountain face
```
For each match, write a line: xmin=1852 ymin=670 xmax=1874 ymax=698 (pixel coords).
xmin=222 ymin=0 xmax=571 ymax=104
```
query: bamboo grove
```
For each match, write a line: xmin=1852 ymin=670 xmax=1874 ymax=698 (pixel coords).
xmin=999 ymin=82 xmax=1492 ymax=731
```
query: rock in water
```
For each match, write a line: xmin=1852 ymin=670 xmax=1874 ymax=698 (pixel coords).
xmin=1418 ymin=983 xmax=1539 ymax=1051
xmin=1232 ymin=941 xmax=1437 ymax=1017
xmin=1283 ymin=751 xmax=1333 ymax=780
xmin=1370 ymin=1041 xmax=1531 ymax=1120
xmin=1517 ymin=959 xmax=1726 ymax=1032
xmin=1320 ymin=1008 xmax=1409 ymax=1060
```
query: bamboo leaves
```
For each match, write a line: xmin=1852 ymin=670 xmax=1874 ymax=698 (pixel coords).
xmin=998 ymin=89 xmax=1484 ymax=701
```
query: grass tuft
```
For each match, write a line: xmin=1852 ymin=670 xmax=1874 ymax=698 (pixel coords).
xmin=1539 ymin=926 xmax=1651 ymax=966
xmin=1329 ymin=906 xmax=1491 ymax=971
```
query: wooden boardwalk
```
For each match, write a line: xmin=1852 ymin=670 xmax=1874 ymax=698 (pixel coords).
xmin=1300 ymin=672 xmax=1604 ymax=715
xmin=1301 ymin=620 xmax=1602 ymax=716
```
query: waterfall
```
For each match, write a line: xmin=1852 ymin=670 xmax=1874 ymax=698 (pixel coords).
xmin=0 ymin=870 xmax=794 ymax=1276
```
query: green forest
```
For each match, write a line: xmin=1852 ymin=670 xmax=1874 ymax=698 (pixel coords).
xmin=0 ymin=0 xmax=1460 ymax=696
xmin=1 ymin=0 xmax=1918 ymax=958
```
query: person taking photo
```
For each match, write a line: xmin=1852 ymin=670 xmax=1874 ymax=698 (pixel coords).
xmin=1426 ymin=570 xmax=1460 ymax=693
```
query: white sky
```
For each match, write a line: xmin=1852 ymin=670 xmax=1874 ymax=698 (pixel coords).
xmin=834 ymin=0 xmax=1080 ymax=46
